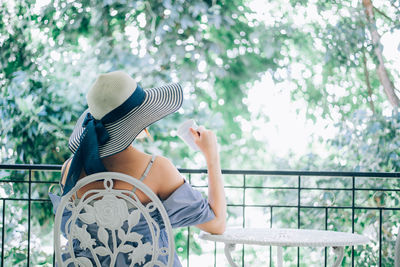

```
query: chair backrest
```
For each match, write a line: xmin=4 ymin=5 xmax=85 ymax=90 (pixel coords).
xmin=54 ymin=172 xmax=174 ymax=267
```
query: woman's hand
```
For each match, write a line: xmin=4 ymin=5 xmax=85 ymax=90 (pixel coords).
xmin=189 ymin=126 xmax=219 ymax=163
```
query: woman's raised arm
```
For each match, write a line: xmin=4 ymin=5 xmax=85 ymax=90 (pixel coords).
xmin=190 ymin=127 xmax=226 ymax=234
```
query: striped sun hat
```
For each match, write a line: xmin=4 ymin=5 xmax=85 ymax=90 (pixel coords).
xmin=63 ymin=71 xmax=183 ymax=195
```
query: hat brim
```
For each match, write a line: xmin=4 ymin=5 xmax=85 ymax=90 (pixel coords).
xmin=68 ymin=83 xmax=183 ymax=158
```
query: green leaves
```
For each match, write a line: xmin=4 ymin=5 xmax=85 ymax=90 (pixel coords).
xmin=15 ymin=95 xmax=43 ymax=115
xmin=329 ymin=111 xmax=400 ymax=172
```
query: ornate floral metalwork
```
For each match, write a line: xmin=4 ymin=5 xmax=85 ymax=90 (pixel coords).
xmin=54 ymin=172 xmax=174 ymax=267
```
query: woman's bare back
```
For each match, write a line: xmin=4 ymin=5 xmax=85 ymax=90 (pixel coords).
xmin=61 ymin=146 xmax=184 ymax=203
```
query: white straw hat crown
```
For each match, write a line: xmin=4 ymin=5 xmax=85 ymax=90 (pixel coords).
xmin=87 ymin=71 xmax=138 ymax=120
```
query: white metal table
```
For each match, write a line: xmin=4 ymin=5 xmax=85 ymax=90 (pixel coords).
xmin=199 ymin=228 xmax=369 ymax=267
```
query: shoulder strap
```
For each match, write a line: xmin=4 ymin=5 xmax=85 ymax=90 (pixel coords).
xmin=139 ymin=155 xmax=156 ymax=181
xmin=132 ymin=155 xmax=156 ymax=193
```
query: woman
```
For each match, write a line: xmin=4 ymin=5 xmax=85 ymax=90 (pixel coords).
xmin=50 ymin=71 xmax=226 ymax=266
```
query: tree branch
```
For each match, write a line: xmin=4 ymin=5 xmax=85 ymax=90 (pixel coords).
xmin=362 ymin=0 xmax=400 ymax=108
xmin=373 ymin=6 xmax=394 ymax=23
xmin=362 ymin=51 xmax=375 ymax=114
xmin=145 ymin=1 xmax=157 ymax=46
xmin=390 ymin=0 xmax=400 ymax=12
xmin=389 ymin=1 xmax=400 ymax=26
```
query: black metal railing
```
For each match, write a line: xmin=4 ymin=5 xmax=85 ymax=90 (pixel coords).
xmin=0 ymin=164 xmax=399 ymax=266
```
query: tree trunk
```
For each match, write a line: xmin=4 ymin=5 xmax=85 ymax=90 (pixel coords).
xmin=362 ymin=0 xmax=400 ymax=109
xmin=362 ymin=51 xmax=376 ymax=114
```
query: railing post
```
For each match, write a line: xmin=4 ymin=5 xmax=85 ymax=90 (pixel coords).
xmin=270 ymin=206 xmax=273 ymax=267
xmin=297 ymin=175 xmax=301 ymax=267
xmin=187 ymin=173 xmax=192 ymax=267
xmin=352 ymin=176 xmax=355 ymax=267
xmin=1 ymin=199 xmax=5 ymax=267
xmin=242 ymin=174 xmax=246 ymax=267
xmin=27 ymin=169 xmax=32 ymax=266
xmin=379 ymin=209 xmax=383 ymax=267
xmin=325 ymin=207 xmax=328 ymax=267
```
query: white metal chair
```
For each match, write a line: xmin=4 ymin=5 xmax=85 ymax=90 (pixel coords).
xmin=54 ymin=172 xmax=175 ymax=267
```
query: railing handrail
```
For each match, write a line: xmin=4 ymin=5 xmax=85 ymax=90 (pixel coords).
xmin=0 ymin=163 xmax=399 ymax=266
xmin=1 ymin=163 xmax=400 ymax=177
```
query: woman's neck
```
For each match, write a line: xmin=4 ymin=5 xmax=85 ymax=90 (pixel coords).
xmin=102 ymin=145 xmax=137 ymax=167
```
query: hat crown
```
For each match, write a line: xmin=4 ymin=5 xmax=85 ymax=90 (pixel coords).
xmin=87 ymin=71 xmax=138 ymax=120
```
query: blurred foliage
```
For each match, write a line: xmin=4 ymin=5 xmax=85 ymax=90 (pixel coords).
xmin=292 ymin=111 xmax=400 ymax=172
xmin=282 ymin=0 xmax=400 ymax=120
xmin=1 ymin=0 xmax=400 ymax=266
xmin=329 ymin=111 xmax=400 ymax=171
xmin=0 ymin=0 xmax=282 ymax=169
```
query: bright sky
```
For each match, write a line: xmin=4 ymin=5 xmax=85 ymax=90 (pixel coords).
xmin=245 ymin=29 xmax=400 ymax=158
xmin=245 ymin=74 xmax=334 ymax=158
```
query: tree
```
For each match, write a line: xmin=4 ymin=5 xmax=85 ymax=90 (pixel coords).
xmin=1 ymin=0 xmax=286 ymax=169
xmin=255 ymin=0 xmax=400 ymax=119
xmin=362 ymin=0 xmax=399 ymax=108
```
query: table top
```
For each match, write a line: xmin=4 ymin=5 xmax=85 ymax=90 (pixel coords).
xmin=199 ymin=228 xmax=370 ymax=247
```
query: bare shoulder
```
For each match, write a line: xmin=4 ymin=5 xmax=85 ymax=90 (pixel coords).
xmin=152 ymin=155 xmax=184 ymax=199
xmin=60 ymin=158 xmax=73 ymax=186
